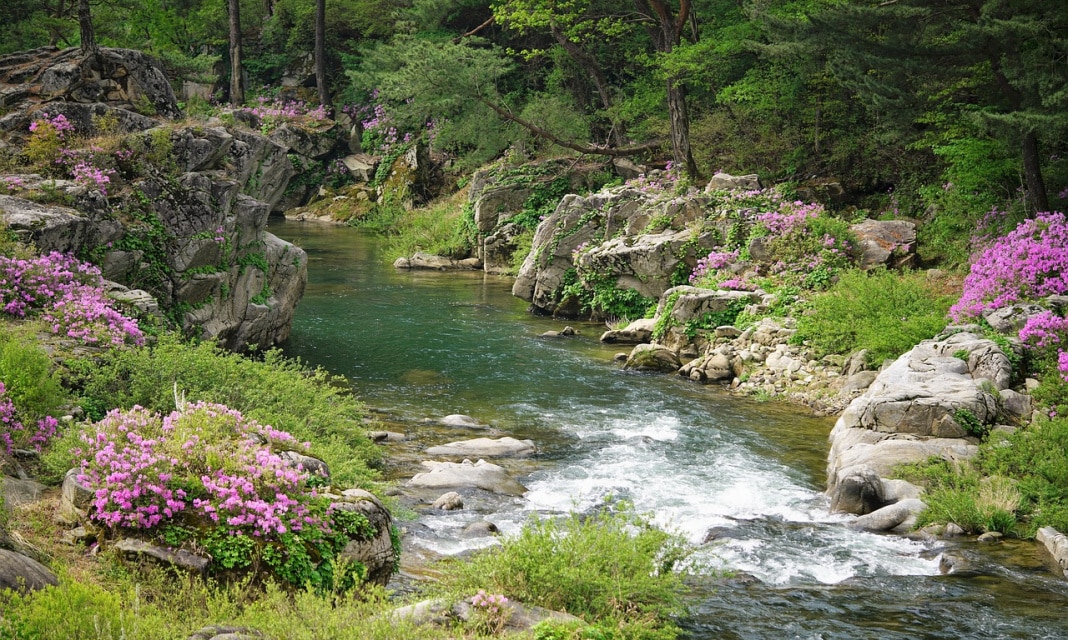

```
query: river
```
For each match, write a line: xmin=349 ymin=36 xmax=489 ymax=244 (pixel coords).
xmin=272 ymin=219 xmax=1068 ymax=639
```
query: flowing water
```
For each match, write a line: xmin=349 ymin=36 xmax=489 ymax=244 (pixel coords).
xmin=272 ymin=219 xmax=1068 ymax=639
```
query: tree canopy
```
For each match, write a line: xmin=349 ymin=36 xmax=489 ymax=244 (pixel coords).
xmin=3 ymin=0 xmax=1067 ymax=246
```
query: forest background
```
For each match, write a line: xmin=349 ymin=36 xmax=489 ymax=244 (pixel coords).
xmin=4 ymin=0 xmax=1066 ymax=267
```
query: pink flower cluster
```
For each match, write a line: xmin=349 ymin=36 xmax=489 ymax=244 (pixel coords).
xmin=690 ymin=249 xmax=739 ymax=284
xmin=0 ymin=383 xmax=58 ymax=455
xmin=471 ymin=590 xmax=508 ymax=613
xmin=29 ymin=113 xmax=75 ymax=138
xmin=71 ymin=160 xmax=114 ymax=195
xmin=241 ymin=97 xmax=330 ymax=122
xmin=0 ymin=252 xmax=143 ymax=346
xmin=950 ymin=212 xmax=1068 ymax=321
xmin=755 ymin=201 xmax=823 ymax=235
xmin=1019 ymin=311 xmax=1068 ymax=348
xmin=1019 ymin=311 xmax=1068 ymax=384
xmin=78 ymin=402 xmax=325 ymax=536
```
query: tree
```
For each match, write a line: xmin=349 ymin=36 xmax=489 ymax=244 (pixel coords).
xmin=78 ymin=0 xmax=96 ymax=53
xmin=315 ymin=0 xmax=329 ymax=108
xmin=494 ymin=0 xmax=698 ymax=176
xmin=805 ymin=0 xmax=1068 ymax=214
xmin=632 ymin=0 xmax=696 ymax=178
xmin=227 ymin=0 xmax=244 ymax=105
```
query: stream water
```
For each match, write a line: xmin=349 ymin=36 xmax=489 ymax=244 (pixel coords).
xmin=271 ymin=219 xmax=1068 ymax=639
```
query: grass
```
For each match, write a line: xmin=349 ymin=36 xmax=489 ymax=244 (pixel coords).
xmin=896 ymin=415 xmax=1068 ymax=537
xmin=435 ymin=506 xmax=693 ymax=640
xmin=793 ymin=267 xmax=955 ymax=366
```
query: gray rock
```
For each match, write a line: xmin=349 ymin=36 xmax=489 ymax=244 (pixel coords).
xmin=408 ymin=459 xmax=528 ymax=496
xmin=704 ymin=172 xmax=761 ymax=191
xmin=600 ymin=318 xmax=655 ymax=345
xmin=1 ymin=477 xmax=46 ymax=509
xmin=277 ymin=450 xmax=330 ymax=480
xmin=187 ymin=625 xmax=263 ymax=640
xmin=335 ymin=489 xmax=397 ymax=586
xmin=57 ymin=468 xmax=94 ymax=525
xmin=829 ymin=466 xmax=885 ymax=515
xmin=393 ymin=252 xmax=481 ymax=271
xmin=849 ymin=219 xmax=917 ymax=269
xmin=426 ymin=437 xmax=536 ymax=458
xmin=0 ymin=549 xmax=59 ymax=593
xmin=999 ymin=389 xmax=1033 ymax=422
xmin=623 ymin=343 xmax=682 ymax=373
xmin=461 ymin=520 xmax=500 ymax=538
xmin=113 ymin=538 xmax=210 ymax=574
xmin=840 ymin=370 xmax=879 ymax=396
xmin=431 ymin=492 xmax=463 ymax=511
xmin=977 ymin=531 xmax=1003 ymax=543
xmin=982 ymin=304 xmax=1046 ymax=334
xmin=368 ymin=431 xmax=406 ymax=442
xmin=1037 ymin=527 xmax=1068 ymax=576
xmin=850 ymin=498 xmax=926 ymax=532
xmin=440 ymin=414 xmax=488 ymax=429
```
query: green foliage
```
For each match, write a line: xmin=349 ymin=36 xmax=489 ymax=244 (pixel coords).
xmin=382 ymin=196 xmax=476 ymax=261
xmin=439 ymin=506 xmax=690 ymax=638
xmin=559 ymin=270 xmax=654 ymax=322
xmin=684 ymin=299 xmax=747 ymax=339
xmin=0 ymin=326 xmax=66 ymax=423
xmin=953 ymin=408 xmax=988 ymax=439
xmin=66 ymin=334 xmax=380 ymax=487
xmin=794 ymin=268 xmax=953 ymax=366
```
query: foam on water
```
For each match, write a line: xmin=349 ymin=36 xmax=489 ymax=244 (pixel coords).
xmin=472 ymin=403 xmax=941 ymax=585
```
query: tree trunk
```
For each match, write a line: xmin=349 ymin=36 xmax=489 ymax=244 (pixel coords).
xmin=78 ymin=0 xmax=96 ymax=54
xmin=636 ymin=0 xmax=698 ymax=179
xmin=667 ymin=80 xmax=696 ymax=177
xmin=315 ymin=0 xmax=329 ymax=109
xmin=228 ymin=0 xmax=244 ymax=105
xmin=1022 ymin=130 xmax=1049 ymax=213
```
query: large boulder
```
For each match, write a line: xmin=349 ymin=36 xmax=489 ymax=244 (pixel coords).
xmin=849 ymin=220 xmax=917 ymax=269
xmin=827 ymin=331 xmax=1009 ymax=514
xmin=407 ymin=459 xmax=528 ymax=496
xmin=2 ymin=121 xmax=310 ymax=351
xmin=334 ymin=489 xmax=397 ymax=587
xmin=0 ymin=549 xmax=59 ymax=593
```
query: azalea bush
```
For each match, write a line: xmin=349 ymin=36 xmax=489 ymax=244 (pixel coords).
xmin=949 ymin=211 xmax=1068 ymax=321
xmin=77 ymin=402 xmax=376 ymax=589
xmin=0 ymin=383 xmax=58 ymax=455
xmin=692 ymin=189 xmax=855 ymax=292
xmin=0 ymin=251 xmax=143 ymax=347
xmin=1018 ymin=310 xmax=1068 ymax=413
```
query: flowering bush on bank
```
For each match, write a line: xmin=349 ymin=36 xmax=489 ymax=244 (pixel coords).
xmin=1018 ymin=311 xmax=1068 ymax=385
xmin=78 ymin=402 xmax=317 ymax=532
xmin=77 ymin=402 xmax=374 ymax=588
xmin=950 ymin=211 xmax=1068 ymax=321
xmin=0 ymin=252 xmax=143 ymax=346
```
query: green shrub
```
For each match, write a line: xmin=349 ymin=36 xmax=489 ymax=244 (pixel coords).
xmin=0 ymin=326 xmax=66 ymax=423
xmin=793 ymin=268 xmax=953 ymax=366
xmin=438 ymin=507 xmax=691 ymax=639
xmin=67 ymin=334 xmax=380 ymax=487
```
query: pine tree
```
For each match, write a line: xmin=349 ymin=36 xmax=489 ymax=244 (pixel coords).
xmin=805 ymin=0 xmax=1068 ymax=213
